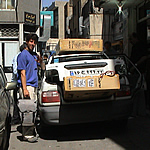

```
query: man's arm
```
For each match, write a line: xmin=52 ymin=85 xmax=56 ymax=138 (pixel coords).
xmin=21 ymin=70 xmax=30 ymax=98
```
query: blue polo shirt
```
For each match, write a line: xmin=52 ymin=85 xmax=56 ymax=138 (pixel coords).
xmin=17 ymin=50 xmax=38 ymax=88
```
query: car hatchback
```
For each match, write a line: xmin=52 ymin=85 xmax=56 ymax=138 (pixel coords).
xmin=38 ymin=53 xmax=143 ymax=127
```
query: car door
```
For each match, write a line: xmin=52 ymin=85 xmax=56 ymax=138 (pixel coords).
xmin=0 ymin=65 xmax=10 ymax=146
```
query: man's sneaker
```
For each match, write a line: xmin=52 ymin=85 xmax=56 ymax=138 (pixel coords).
xmin=23 ymin=134 xmax=39 ymax=143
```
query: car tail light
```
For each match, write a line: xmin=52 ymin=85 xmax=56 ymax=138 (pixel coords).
xmin=115 ymin=86 xmax=131 ymax=97
xmin=42 ymin=91 xmax=60 ymax=103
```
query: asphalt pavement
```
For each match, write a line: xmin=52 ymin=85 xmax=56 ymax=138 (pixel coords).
xmin=9 ymin=114 xmax=150 ymax=150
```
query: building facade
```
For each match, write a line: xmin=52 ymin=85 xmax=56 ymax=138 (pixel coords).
xmin=0 ymin=0 xmax=41 ymax=80
xmin=43 ymin=0 xmax=150 ymax=57
xmin=47 ymin=1 xmax=68 ymax=39
xmin=68 ymin=0 xmax=150 ymax=55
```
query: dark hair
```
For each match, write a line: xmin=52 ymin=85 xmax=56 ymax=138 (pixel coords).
xmin=20 ymin=43 xmax=27 ymax=51
xmin=104 ymin=41 xmax=111 ymax=47
xmin=26 ymin=34 xmax=39 ymax=43
xmin=43 ymin=54 xmax=48 ymax=58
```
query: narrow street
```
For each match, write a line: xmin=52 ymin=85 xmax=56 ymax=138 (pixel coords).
xmin=9 ymin=115 xmax=150 ymax=150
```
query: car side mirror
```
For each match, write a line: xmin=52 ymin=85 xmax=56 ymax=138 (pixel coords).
xmin=5 ymin=81 xmax=17 ymax=91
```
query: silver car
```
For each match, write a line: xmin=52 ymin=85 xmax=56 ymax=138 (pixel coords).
xmin=0 ymin=65 xmax=16 ymax=150
xmin=38 ymin=53 xmax=142 ymax=127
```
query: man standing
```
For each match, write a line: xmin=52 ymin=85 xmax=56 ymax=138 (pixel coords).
xmin=129 ymin=32 xmax=147 ymax=117
xmin=129 ymin=32 xmax=147 ymax=73
xmin=11 ymin=43 xmax=27 ymax=125
xmin=17 ymin=34 xmax=40 ymax=142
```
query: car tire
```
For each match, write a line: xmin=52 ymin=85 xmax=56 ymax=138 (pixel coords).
xmin=0 ymin=114 xmax=11 ymax=150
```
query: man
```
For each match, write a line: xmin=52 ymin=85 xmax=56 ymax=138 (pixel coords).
xmin=17 ymin=34 xmax=40 ymax=142
xmin=104 ymin=41 xmax=118 ymax=56
xmin=129 ymin=32 xmax=147 ymax=117
xmin=43 ymin=54 xmax=48 ymax=63
xmin=12 ymin=44 xmax=27 ymax=82
xmin=41 ymin=54 xmax=48 ymax=78
xmin=11 ymin=44 xmax=27 ymax=125
xmin=129 ymin=32 xmax=147 ymax=73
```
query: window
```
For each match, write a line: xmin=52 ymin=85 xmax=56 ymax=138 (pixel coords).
xmin=52 ymin=54 xmax=105 ymax=63
xmin=0 ymin=0 xmax=15 ymax=9
xmin=69 ymin=0 xmax=73 ymax=7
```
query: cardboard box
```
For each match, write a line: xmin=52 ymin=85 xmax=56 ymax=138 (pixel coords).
xmin=56 ymin=39 xmax=103 ymax=54
xmin=63 ymin=75 xmax=120 ymax=100
xmin=64 ymin=75 xmax=120 ymax=91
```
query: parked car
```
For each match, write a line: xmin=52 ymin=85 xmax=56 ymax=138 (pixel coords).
xmin=0 ymin=65 xmax=16 ymax=150
xmin=38 ymin=53 xmax=142 ymax=127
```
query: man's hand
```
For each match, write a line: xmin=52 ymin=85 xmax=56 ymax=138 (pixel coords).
xmin=23 ymin=89 xmax=30 ymax=99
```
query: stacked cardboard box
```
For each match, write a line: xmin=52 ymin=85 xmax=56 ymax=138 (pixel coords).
xmin=56 ymin=39 xmax=103 ymax=54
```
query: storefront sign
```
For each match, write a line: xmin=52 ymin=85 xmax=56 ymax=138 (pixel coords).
xmin=24 ymin=12 xmax=36 ymax=24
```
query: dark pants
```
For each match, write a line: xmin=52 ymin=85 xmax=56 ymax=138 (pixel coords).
xmin=12 ymin=88 xmax=20 ymax=122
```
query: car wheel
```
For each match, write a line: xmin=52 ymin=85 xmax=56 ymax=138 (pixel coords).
xmin=0 ymin=114 xmax=11 ymax=150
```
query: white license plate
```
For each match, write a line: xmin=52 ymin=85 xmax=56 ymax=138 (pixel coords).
xmin=73 ymin=79 xmax=95 ymax=87
xmin=87 ymin=79 xmax=94 ymax=87
xmin=73 ymin=79 xmax=86 ymax=87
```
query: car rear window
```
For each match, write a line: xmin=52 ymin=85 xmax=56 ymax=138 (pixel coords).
xmin=51 ymin=54 xmax=106 ymax=63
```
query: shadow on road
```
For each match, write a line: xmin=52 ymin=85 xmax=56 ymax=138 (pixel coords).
xmin=37 ymin=119 xmax=128 ymax=141
xmin=37 ymin=116 xmax=150 ymax=149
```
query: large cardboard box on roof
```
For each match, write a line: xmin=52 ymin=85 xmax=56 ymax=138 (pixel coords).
xmin=56 ymin=39 xmax=103 ymax=54
xmin=63 ymin=75 xmax=120 ymax=100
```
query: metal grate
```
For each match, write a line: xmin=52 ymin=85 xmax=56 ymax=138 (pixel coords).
xmin=0 ymin=27 xmax=19 ymax=37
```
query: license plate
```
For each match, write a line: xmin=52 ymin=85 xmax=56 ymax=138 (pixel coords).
xmin=73 ymin=78 xmax=95 ymax=87
xmin=87 ymin=79 xmax=94 ymax=87
xmin=73 ymin=79 xmax=86 ymax=87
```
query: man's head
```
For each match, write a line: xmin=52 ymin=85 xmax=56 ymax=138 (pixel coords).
xmin=20 ymin=43 xmax=27 ymax=52
xmin=43 ymin=54 xmax=48 ymax=60
xmin=26 ymin=34 xmax=38 ymax=51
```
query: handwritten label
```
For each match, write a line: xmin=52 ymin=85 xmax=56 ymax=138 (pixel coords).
xmin=68 ymin=40 xmax=100 ymax=49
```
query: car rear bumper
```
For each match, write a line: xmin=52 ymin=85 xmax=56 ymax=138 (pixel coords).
xmin=39 ymin=99 xmax=133 ymax=125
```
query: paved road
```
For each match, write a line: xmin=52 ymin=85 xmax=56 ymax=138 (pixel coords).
xmin=9 ymin=115 xmax=150 ymax=150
